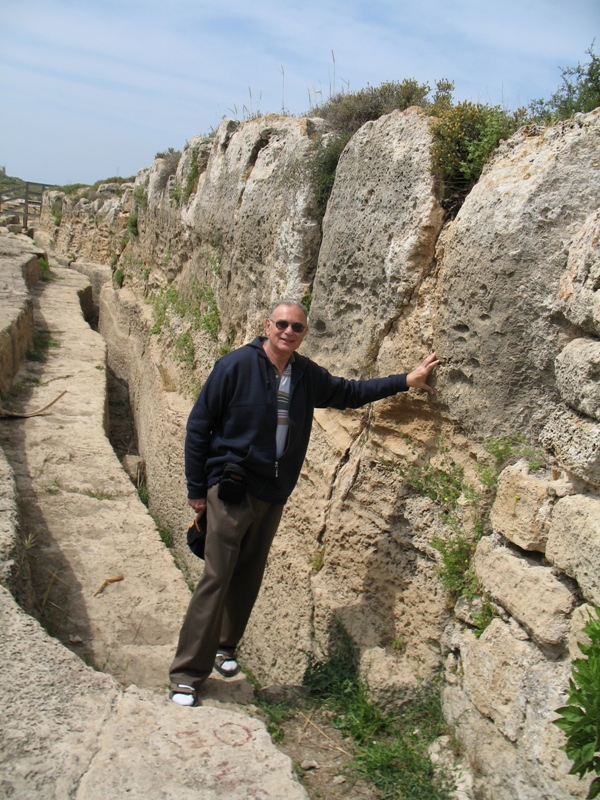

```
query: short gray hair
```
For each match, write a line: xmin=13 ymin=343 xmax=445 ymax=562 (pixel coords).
xmin=269 ymin=299 xmax=308 ymax=320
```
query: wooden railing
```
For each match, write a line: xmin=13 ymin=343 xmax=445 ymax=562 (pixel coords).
xmin=0 ymin=182 xmax=51 ymax=229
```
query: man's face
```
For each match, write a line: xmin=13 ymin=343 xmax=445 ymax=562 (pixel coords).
xmin=265 ymin=304 xmax=308 ymax=359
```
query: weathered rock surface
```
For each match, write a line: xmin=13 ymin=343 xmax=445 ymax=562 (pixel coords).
xmin=472 ymin=535 xmax=576 ymax=649
xmin=489 ymin=459 xmax=574 ymax=552
xmin=0 ymin=232 xmax=43 ymax=396
xmin=558 ymin=208 xmax=600 ymax=335
xmin=0 ymin=586 xmax=307 ymax=800
xmin=305 ymin=108 xmax=444 ymax=374
xmin=547 ymin=494 xmax=600 ymax=605
xmin=432 ymin=111 xmax=600 ymax=438
xmin=540 ymin=406 xmax=600 ymax=487
xmin=555 ymin=337 xmax=600 ymax=419
xmin=443 ymin=619 xmax=591 ymax=799
xmin=33 ymin=108 xmax=600 ymax=799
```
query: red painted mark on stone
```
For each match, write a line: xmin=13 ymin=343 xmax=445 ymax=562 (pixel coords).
xmin=214 ymin=722 xmax=253 ymax=747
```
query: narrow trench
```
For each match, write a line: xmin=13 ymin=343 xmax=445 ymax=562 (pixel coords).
xmin=106 ymin=368 xmax=138 ymax=462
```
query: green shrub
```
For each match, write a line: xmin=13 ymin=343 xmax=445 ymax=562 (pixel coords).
xmin=300 ymin=292 xmax=312 ymax=315
xmin=113 ymin=267 xmax=124 ymax=288
xmin=310 ymin=78 xmax=431 ymax=134
xmin=307 ymin=131 xmax=352 ymax=219
xmin=169 ymin=179 xmax=182 ymax=206
xmin=199 ymin=286 xmax=220 ymax=340
xmin=182 ymin=148 xmax=200 ymax=204
xmin=431 ymin=532 xmax=477 ymax=599
xmin=430 ymin=102 xmax=525 ymax=212
xmin=173 ymin=331 xmax=195 ymax=366
xmin=531 ymin=46 xmax=600 ymax=121
xmin=37 ymin=257 xmax=51 ymax=281
xmin=133 ymin=185 xmax=148 ymax=210
xmin=127 ymin=213 xmax=138 ymax=237
xmin=554 ymin=605 xmax=600 ymax=799
xmin=51 ymin=199 xmax=62 ymax=227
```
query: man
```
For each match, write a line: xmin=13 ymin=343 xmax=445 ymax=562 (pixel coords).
xmin=169 ymin=299 xmax=439 ymax=705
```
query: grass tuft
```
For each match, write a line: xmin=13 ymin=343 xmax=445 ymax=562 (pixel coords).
xmin=304 ymin=619 xmax=453 ymax=799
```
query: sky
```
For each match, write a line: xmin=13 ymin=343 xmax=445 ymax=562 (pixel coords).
xmin=1 ymin=0 xmax=598 ymax=187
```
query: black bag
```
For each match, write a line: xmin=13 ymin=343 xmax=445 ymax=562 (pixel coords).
xmin=187 ymin=515 xmax=207 ymax=559
xmin=218 ymin=462 xmax=248 ymax=504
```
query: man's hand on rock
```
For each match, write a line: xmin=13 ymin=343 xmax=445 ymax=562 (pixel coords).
xmin=406 ymin=352 xmax=440 ymax=394
xmin=188 ymin=498 xmax=207 ymax=520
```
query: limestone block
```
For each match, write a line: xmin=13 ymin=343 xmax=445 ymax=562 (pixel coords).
xmin=472 ymin=536 xmax=576 ymax=648
xmin=540 ymin=406 xmax=600 ymax=487
xmin=444 ymin=667 xmax=589 ymax=799
xmin=559 ymin=209 xmax=600 ymax=336
xmin=556 ymin=337 xmax=600 ymax=420
xmin=431 ymin=111 xmax=600 ymax=439
xmin=547 ymin=494 xmax=600 ymax=604
xmin=490 ymin=459 xmax=574 ymax=552
xmin=305 ymin=107 xmax=444 ymax=375
xmin=460 ymin=619 xmax=544 ymax=742
xmin=186 ymin=115 xmax=327 ymax=341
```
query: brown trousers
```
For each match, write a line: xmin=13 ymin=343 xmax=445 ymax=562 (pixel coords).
xmin=169 ymin=484 xmax=284 ymax=690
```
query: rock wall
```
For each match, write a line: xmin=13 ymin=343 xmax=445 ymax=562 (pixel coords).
xmin=38 ymin=107 xmax=600 ymax=798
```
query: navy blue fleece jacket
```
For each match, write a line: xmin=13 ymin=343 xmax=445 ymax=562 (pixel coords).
xmin=185 ymin=337 xmax=408 ymax=505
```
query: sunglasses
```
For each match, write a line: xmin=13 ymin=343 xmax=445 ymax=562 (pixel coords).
xmin=269 ymin=318 xmax=307 ymax=333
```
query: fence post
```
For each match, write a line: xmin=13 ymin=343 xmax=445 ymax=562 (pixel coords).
xmin=24 ymin=182 xmax=30 ymax=229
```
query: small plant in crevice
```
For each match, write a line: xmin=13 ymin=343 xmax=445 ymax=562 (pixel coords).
xmin=152 ymin=516 xmax=173 ymax=548
xmin=430 ymin=530 xmax=478 ymax=600
xmin=173 ymin=331 xmax=195 ymax=367
xmin=182 ymin=147 xmax=201 ymax=204
xmin=38 ymin=257 xmax=52 ymax=281
xmin=133 ymin=185 xmax=148 ymax=210
xmin=310 ymin=544 xmax=326 ymax=572
xmin=300 ymin=292 xmax=312 ymax=316
xmin=307 ymin=131 xmax=353 ymax=220
xmin=484 ymin=434 xmax=546 ymax=472
xmin=137 ymin=482 xmax=149 ymax=507
xmin=113 ymin=267 xmax=124 ymax=288
xmin=127 ymin=213 xmax=139 ymax=237
xmin=26 ymin=330 xmax=59 ymax=362
xmin=554 ymin=605 xmax=600 ymax=799
xmin=472 ymin=597 xmax=498 ymax=638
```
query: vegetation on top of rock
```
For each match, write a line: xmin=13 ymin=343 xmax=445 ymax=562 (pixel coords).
xmin=53 ymin=175 xmax=136 ymax=197
xmin=530 ymin=45 xmax=600 ymax=122
xmin=307 ymin=77 xmax=453 ymax=134
xmin=429 ymin=103 xmax=528 ymax=213
xmin=0 ymin=173 xmax=26 ymax=194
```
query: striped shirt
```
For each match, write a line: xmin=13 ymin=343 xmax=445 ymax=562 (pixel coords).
xmin=274 ymin=360 xmax=292 ymax=459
